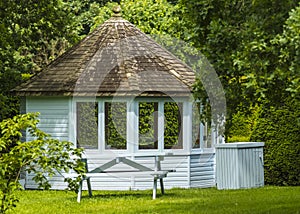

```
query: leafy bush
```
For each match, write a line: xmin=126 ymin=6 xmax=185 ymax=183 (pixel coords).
xmin=227 ymin=106 xmax=259 ymax=143
xmin=251 ymin=98 xmax=300 ymax=186
xmin=0 ymin=113 xmax=85 ymax=213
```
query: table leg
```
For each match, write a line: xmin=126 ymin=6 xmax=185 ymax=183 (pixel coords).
xmin=160 ymin=178 xmax=165 ymax=194
xmin=87 ymin=177 xmax=92 ymax=197
xmin=153 ymin=177 xmax=157 ymax=199
xmin=77 ymin=180 xmax=83 ymax=203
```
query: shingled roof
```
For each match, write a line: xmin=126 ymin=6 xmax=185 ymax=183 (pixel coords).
xmin=13 ymin=6 xmax=195 ymax=97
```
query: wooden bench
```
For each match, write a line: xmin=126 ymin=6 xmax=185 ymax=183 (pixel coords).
xmin=67 ymin=156 xmax=175 ymax=202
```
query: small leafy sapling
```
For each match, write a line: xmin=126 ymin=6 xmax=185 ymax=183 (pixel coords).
xmin=0 ymin=113 xmax=85 ymax=213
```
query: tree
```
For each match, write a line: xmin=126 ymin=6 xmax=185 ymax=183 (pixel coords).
xmin=250 ymin=97 xmax=300 ymax=186
xmin=272 ymin=3 xmax=300 ymax=96
xmin=178 ymin=0 xmax=299 ymax=139
xmin=93 ymin=0 xmax=181 ymax=35
xmin=0 ymin=0 xmax=81 ymax=121
xmin=0 ymin=113 xmax=85 ymax=213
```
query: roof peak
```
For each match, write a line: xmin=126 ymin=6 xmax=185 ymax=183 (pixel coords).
xmin=112 ymin=5 xmax=122 ymax=17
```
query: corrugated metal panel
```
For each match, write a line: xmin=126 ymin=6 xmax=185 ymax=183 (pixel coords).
xmin=215 ymin=142 xmax=264 ymax=189
xmin=189 ymin=153 xmax=216 ymax=188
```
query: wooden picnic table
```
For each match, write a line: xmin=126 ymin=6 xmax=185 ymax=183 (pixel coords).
xmin=67 ymin=154 xmax=175 ymax=202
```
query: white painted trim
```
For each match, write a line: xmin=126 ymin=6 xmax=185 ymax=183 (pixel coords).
xmin=187 ymin=155 xmax=191 ymax=186
xmin=183 ymin=102 xmax=192 ymax=153
xmin=68 ymin=97 xmax=76 ymax=146
xmin=158 ymin=101 xmax=164 ymax=153
xmin=72 ymin=97 xmax=218 ymax=156
xmin=99 ymin=101 xmax=105 ymax=152
xmin=127 ymin=101 xmax=136 ymax=154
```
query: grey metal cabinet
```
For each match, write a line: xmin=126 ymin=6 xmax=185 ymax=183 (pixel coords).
xmin=215 ymin=142 xmax=264 ymax=189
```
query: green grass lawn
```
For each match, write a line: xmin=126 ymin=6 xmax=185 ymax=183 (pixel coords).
xmin=11 ymin=186 xmax=300 ymax=214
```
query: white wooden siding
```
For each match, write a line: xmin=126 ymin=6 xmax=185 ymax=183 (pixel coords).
xmin=78 ymin=155 xmax=190 ymax=191
xmin=190 ymin=153 xmax=216 ymax=188
xmin=26 ymin=153 xmax=217 ymax=190
xmin=25 ymin=97 xmax=71 ymax=189
xmin=26 ymin=97 xmax=70 ymax=141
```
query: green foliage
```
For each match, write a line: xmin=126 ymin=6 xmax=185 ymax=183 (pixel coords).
xmin=0 ymin=0 xmax=82 ymax=121
xmin=139 ymin=102 xmax=158 ymax=149
xmin=66 ymin=0 xmax=116 ymax=36
xmin=105 ymin=102 xmax=127 ymax=150
xmin=272 ymin=3 xmax=300 ymax=95
xmin=251 ymin=98 xmax=300 ymax=186
xmin=227 ymin=106 xmax=259 ymax=142
xmin=164 ymin=102 xmax=183 ymax=149
xmin=179 ymin=0 xmax=299 ymax=139
xmin=0 ymin=113 xmax=85 ymax=213
xmin=77 ymin=102 xmax=98 ymax=149
xmin=93 ymin=0 xmax=182 ymax=36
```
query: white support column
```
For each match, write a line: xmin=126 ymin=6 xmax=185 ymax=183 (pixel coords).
xmin=99 ymin=101 xmax=105 ymax=152
xmin=127 ymin=101 xmax=137 ymax=154
xmin=200 ymin=122 xmax=205 ymax=150
xmin=183 ymin=101 xmax=192 ymax=152
xmin=211 ymin=120 xmax=217 ymax=147
xmin=158 ymin=101 xmax=164 ymax=152
xmin=68 ymin=97 xmax=76 ymax=146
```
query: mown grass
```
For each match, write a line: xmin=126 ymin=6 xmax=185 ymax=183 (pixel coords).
xmin=11 ymin=186 xmax=300 ymax=214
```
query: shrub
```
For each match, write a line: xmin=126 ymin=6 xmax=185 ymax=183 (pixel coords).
xmin=227 ymin=107 xmax=259 ymax=142
xmin=251 ymin=98 xmax=300 ymax=186
xmin=0 ymin=113 xmax=85 ymax=213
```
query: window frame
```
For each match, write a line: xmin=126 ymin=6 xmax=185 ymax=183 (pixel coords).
xmin=74 ymin=97 xmax=193 ymax=155
xmin=191 ymin=101 xmax=216 ymax=154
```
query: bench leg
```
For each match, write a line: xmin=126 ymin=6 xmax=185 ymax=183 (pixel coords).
xmin=87 ymin=178 xmax=92 ymax=197
xmin=153 ymin=177 xmax=157 ymax=199
xmin=77 ymin=180 xmax=83 ymax=203
xmin=160 ymin=178 xmax=164 ymax=195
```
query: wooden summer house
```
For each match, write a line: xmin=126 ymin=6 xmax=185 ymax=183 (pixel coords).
xmin=14 ymin=8 xmax=223 ymax=190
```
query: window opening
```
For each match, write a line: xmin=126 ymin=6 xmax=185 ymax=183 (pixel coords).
xmin=164 ymin=102 xmax=183 ymax=149
xmin=76 ymin=102 xmax=98 ymax=149
xmin=138 ymin=102 xmax=159 ymax=150
xmin=105 ymin=102 xmax=127 ymax=150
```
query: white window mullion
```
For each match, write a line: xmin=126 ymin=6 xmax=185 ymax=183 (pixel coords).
xmin=158 ymin=101 xmax=164 ymax=153
xmin=133 ymin=101 xmax=139 ymax=153
xmin=99 ymin=101 xmax=105 ymax=152
xmin=200 ymin=122 xmax=205 ymax=150
xmin=127 ymin=101 xmax=137 ymax=154
xmin=183 ymin=102 xmax=192 ymax=152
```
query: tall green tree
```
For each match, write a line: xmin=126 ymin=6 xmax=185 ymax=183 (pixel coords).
xmin=0 ymin=0 xmax=81 ymax=121
xmin=93 ymin=0 xmax=181 ymax=35
xmin=178 ymin=0 xmax=299 ymax=137
xmin=272 ymin=3 xmax=300 ymax=96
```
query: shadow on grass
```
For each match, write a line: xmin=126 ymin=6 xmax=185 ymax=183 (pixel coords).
xmin=79 ymin=190 xmax=176 ymax=200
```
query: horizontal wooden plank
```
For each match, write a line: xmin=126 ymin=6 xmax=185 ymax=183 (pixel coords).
xmin=190 ymin=175 xmax=215 ymax=182
xmin=190 ymin=166 xmax=214 ymax=173
xmin=190 ymin=171 xmax=214 ymax=177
